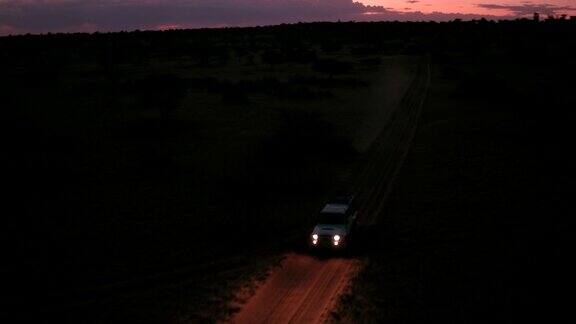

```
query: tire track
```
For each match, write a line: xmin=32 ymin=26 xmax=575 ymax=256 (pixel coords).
xmin=356 ymin=63 xmax=430 ymax=225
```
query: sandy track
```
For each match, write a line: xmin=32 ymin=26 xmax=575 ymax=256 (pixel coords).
xmin=230 ymin=62 xmax=430 ymax=324
xmin=232 ymin=254 xmax=358 ymax=324
xmin=355 ymin=63 xmax=431 ymax=225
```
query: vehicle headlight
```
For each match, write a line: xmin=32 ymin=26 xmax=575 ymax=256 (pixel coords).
xmin=333 ymin=235 xmax=341 ymax=241
xmin=312 ymin=234 xmax=318 ymax=240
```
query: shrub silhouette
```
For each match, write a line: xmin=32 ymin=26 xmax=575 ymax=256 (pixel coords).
xmin=134 ymin=74 xmax=187 ymax=120
xmin=312 ymin=58 xmax=353 ymax=78
xmin=261 ymin=49 xmax=285 ymax=68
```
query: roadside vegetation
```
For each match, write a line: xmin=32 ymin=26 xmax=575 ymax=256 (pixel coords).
xmin=333 ymin=20 xmax=574 ymax=323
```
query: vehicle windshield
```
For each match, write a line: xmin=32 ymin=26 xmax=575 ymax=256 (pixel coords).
xmin=317 ymin=212 xmax=347 ymax=225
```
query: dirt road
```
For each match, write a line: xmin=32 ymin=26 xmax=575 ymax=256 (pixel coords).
xmin=231 ymin=254 xmax=359 ymax=323
xmin=230 ymin=63 xmax=430 ymax=324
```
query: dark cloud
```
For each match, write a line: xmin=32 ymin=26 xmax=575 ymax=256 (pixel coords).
xmin=477 ymin=3 xmax=576 ymax=16
xmin=0 ymin=0 xmax=366 ymax=34
xmin=0 ymin=0 xmax=507 ymax=36
xmin=407 ymin=1 xmax=420 ymax=4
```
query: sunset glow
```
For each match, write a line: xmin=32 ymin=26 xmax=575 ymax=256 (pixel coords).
xmin=359 ymin=0 xmax=576 ymax=16
xmin=1 ymin=0 xmax=575 ymax=36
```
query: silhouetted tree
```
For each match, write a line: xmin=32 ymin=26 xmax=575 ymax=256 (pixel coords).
xmin=312 ymin=58 xmax=352 ymax=78
xmin=321 ymin=41 xmax=342 ymax=53
xmin=261 ymin=49 xmax=284 ymax=69
xmin=136 ymin=74 xmax=187 ymax=121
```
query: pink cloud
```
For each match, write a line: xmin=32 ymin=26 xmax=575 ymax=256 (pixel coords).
xmin=477 ymin=3 xmax=576 ymax=16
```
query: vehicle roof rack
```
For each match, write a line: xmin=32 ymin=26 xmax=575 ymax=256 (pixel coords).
xmin=330 ymin=195 xmax=354 ymax=205
xmin=321 ymin=203 xmax=349 ymax=214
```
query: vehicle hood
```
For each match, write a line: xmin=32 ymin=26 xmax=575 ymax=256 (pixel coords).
xmin=313 ymin=224 xmax=347 ymax=236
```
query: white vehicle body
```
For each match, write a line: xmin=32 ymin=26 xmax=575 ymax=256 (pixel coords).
xmin=310 ymin=196 xmax=358 ymax=249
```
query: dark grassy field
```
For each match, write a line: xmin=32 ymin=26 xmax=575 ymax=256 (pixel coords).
xmin=2 ymin=19 xmax=575 ymax=323
xmin=2 ymin=23 xmax=415 ymax=322
xmin=334 ymin=26 xmax=575 ymax=323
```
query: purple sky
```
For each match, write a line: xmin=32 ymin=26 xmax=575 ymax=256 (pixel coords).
xmin=1 ymin=1 xmax=575 ymax=36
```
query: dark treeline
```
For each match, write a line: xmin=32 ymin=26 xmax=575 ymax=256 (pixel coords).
xmin=1 ymin=19 xmax=575 ymax=65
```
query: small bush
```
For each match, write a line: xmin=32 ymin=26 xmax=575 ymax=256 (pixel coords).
xmin=312 ymin=58 xmax=353 ymax=78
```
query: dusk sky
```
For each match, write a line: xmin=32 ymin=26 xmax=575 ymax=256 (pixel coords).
xmin=1 ymin=1 xmax=575 ymax=36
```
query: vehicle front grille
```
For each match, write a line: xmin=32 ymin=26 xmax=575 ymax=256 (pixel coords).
xmin=318 ymin=235 xmax=334 ymax=242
